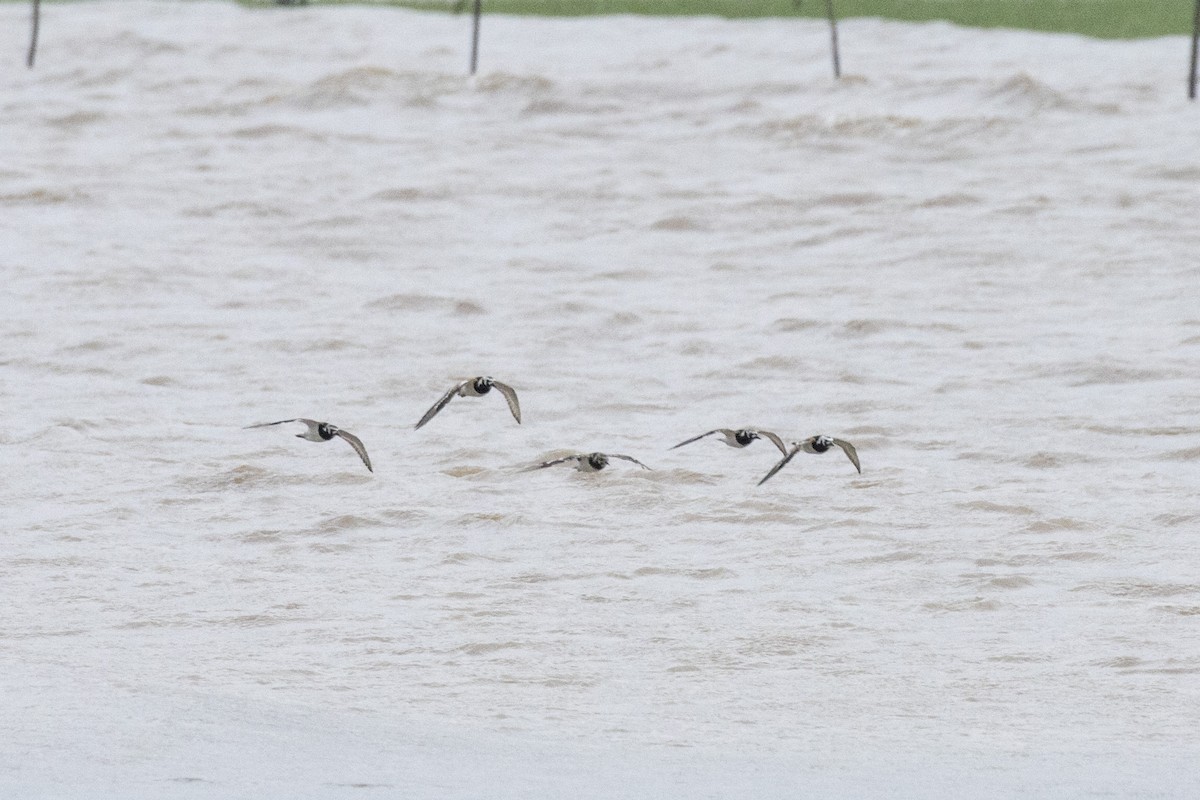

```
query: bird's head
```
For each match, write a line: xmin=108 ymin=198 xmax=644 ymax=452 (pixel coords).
xmin=734 ymin=430 xmax=759 ymax=446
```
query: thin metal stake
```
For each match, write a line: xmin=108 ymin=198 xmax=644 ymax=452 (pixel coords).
xmin=27 ymin=0 xmax=41 ymax=69
xmin=469 ymin=0 xmax=482 ymax=76
xmin=824 ymin=0 xmax=841 ymax=79
xmin=1190 ymin=0 xmax=1200 ymax=99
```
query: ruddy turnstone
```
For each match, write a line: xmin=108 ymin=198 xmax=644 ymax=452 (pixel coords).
xmin=757 ymin=435 xmax=860 ymax=486
xmin=525 ymin=452 xmax=651 ymax=472
xmin=245 ymin=418 xmax=373 ymax=472
xmin=670 ymin=428 xmax=789 ymax=456
xmin=415 ymin=376 xmax=521 ymax=429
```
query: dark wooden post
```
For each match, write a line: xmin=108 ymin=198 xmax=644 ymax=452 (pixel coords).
xmin=824 ymin=0 xmax=841 ymax=79
xmin=27 ymin=0 xmax=41 ymax=68
xmin=469 ymin=0 xmax=482 ymax=75
xmin=1190 ymin=0 xmax=1200 ymax=99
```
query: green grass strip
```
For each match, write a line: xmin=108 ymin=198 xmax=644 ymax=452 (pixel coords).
xmin=246 ymin=0 xmax=1198 ymax=39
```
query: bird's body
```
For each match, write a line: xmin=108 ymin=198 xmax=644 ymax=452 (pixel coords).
xmin=671 ymin=428 xmax=789 ymax=456
xmin=416 ymin=376 xmax=521 ymax=429
xmin=526 ymin=452 xmax=651 ymax=473
xmin=245 ymin=418 xmax=373 ymax=472
xmin=757 ymin=435 xmax=860 ymax=486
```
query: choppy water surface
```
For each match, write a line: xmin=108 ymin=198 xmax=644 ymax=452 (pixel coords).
xmin=2 ymin=3 xmax=1199 ymax=797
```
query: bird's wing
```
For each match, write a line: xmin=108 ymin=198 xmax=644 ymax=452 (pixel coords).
xmin=415 ymin=381 xmax=468 ymax=429
xmin=611 ymin=454 xmax=652 ymax=470
xmin=492 ymin=380 xmax=522 ymax=424
xmin=669 ymin=430 xmax=721 ymax=450
xmin=757 ymin=446 xmax=801 ymax=486
xmin=756 ymin=430 xmax=790 ymax=456
xmin=244 ymin=418 xmax=301 ymax=429
xmin=335 ymin=429 xmax=373 ymax=472
xmin=523 ymin=454 xmax=580 ymax=471
xmin=831 ymin=438 xmax=862 ymax=474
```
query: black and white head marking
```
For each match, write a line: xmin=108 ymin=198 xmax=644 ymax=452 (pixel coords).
xmin=809 ymin=435 xmax=833 ymax=453
xmin=734 ymin=429 xmax=758 ymax=446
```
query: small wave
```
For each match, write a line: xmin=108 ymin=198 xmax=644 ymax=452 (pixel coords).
xmin=181 ymin=200 xmax=290 ymax=219
xmin=457 ymin=641 xmax=526 ymax=655
xmin=848 ymin=550 xmax=921 ymax=565
xmin=1151 ymin=166 xmax=1200 ymax=182
xmin=1073 ymin=366 xmax=1173 ymax=386
xmin=736 ymin=354 xmax=807 ymax=371
xmin=231 ymin=124 xmax=326 ymax=142
xmin=521 ymin=98 xmax=619 ymax=116
xmin=756 ymin=113 xmax=919 ymax=140
xmin=1154 ymin=512 xmax=1200 ymax=527
xmin=649 ymin=215 xmax=706 ymax=231
xmin=453 ymin=511 xmax=521 ymax=524
xmin=1054 ymin=551 xmax=1105 ymax=562
xmin=47 ymin=111 xmax=108 ymax=129
xmin=650 ymin=469 xmax=720 ymax=485
xmin=1157 ymin=605 xmax=1200 ymax=616
xmin=1023 ymin=517 xmax=1088 ymax=533
xmin=206 ymin=613 xmax=307 ymax=629
xmin=985 ymin=575 xmax=1034 ymax=590
xmin=987 ymin=653 xmax=1051 ymax=663
xmin=923 ymin=598 xmax=1001 ymax=612
xmin=837 ymin=318 xmax=965 ymax=338
xmin=632 ymin=567 xmax=735 ymax=580
xmin=316 ymin=514 xmax=381 ymax=533
xmin=474 ymin=72 xmax=553 ymax=94
xmin=1084 ymin=424 xmax=1191 ymax=436
xmin=986 ymin=73 xmax=1075 ymax=112
xmin=915 ymin=193 xmax=981 ymax=208
xmin=441 ymin=552 xmax=509 ymax=565
xmin=95 ymin=30 xmax=185 ymax=55
xmin=1074 ymin=581 xmax=1200 ymax=599
xmin=1160 ymin=447 xmax=1200 ymax=462
xmin=192 ymin=464 xmax=275 ymax=490
xmin=595 ymin=268 xmax=651 ymax=282
xmin=957 ymin=500 xmax=1037 ymax=516
xmin=444 ymin=466 xmax=493 ymax=480
xmin=183 ymin=463 xmax=370 ymax=492
xmin=752 ymin=113 xmax=1011 ymax=145
xmin=0 ymin=188 xmax=91 ymax=205
xmin=1022 ymin=451 xmax=1078 ymax=469
xmin=287 ymin=66 xmax=458 ymax=109
xmin=370 ymin=186 xmax=453 ymax=202
xmin=365 ymin=293 xmax=486 ymax=315
xmin=769 ymin=317 xmax=826 ymax=333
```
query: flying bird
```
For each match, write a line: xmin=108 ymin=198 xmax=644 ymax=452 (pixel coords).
xmin=670 ymin=428 xmax=789 ymax=456
xmin=415 ymin=376 xmax=521 ymax=429
xmin=757 ymin=435 xmax=860 ymax=486
xmin=525 ymin=452 xmax=651 ymax=473
xmin=245 ymin=418 xmax=373 ymax=472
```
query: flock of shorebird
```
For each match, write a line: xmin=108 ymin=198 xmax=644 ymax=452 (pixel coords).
xmin=246 ymin=376 xmax=862 ymax=486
